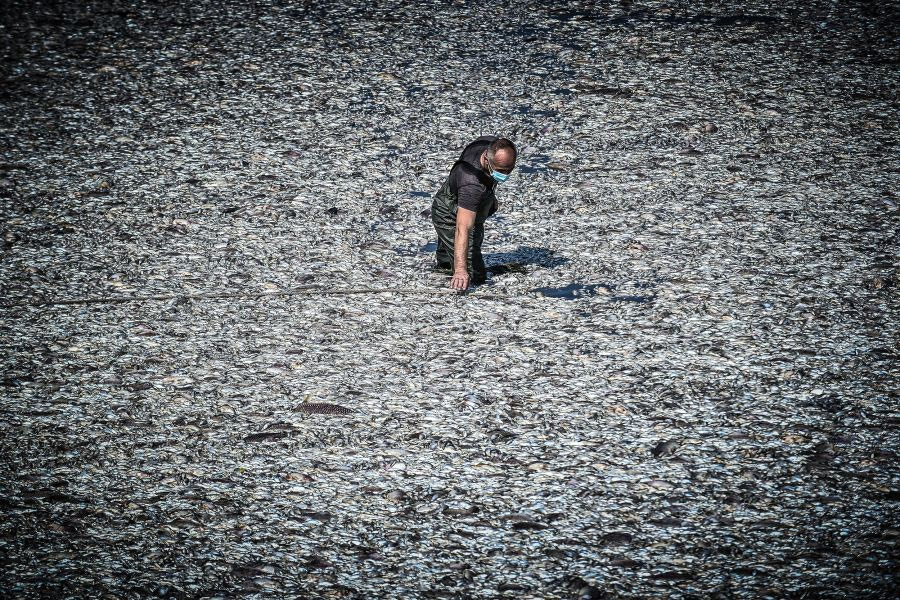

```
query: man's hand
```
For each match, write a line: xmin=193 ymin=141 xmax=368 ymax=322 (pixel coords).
xmin=450 ymin=270 xmax=470 ymax=290
xmin=451 ymin=207 xmax=476 ymax=290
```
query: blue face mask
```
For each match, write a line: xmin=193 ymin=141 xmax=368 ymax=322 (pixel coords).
xmin=491 ymin=170 xmax=509 ymax=184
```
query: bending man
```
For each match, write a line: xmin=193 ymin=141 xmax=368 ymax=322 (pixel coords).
xmin=431 ymin=136 xmax=517 ymax=290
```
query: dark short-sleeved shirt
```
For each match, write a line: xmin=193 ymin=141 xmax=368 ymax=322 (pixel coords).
xmin=449 ymin=135 xmax=497 ymax=212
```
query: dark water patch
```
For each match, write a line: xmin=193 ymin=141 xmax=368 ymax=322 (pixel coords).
xmin=409 ymin=191 xmax=431 ymax=197
xmin=21 ymin=490 xmax=86 ymax=504
xmin=573 ymin=84 xmax=634 ymax=98
xmin=534 ymin=283 xmax=612 ymax=300
xmin=535 ymin=280 xmax=658 ymax=301
xmin=652 ymin=570 xmax=695 ymax=581
xmin=485 ymin=246 xmax=567 ymax=270
xmin=244 ymin=431 xmax=290 ymax=443
xmin=487 ymin=263 xmax=528 ymax=275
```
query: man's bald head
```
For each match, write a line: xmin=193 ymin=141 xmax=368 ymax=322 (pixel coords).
xmin=485 ymin=138 xmax=517 ymax=173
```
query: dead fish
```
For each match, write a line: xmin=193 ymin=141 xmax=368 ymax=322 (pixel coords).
xmin=244 ymin=431 xmax=290 ymax=442
xmin=609 ymin=558 xmax=643 ymax=568
xmin=294 ymin=509 xmax=333 ymax=522
xmin=303 ymin=556 xmax=334 ymax=569
xmin=2 ymin=2 xmax=895 ymax=598
xmin=512 ymin=520 xmax=548 ymax=531
xmin=386 ymin=490 xmax=408 ymax=503
xmin=653 ymin=570 xmax=694 ymax=581
xmin=648 ymin=479 xmax=675 ymax=490
xmin=497 ymin=582 xmax=528 ymax=592
xmin=648 ymin=516 xmax=684 ymax=527
xmin=651 ymin=439 xmax=679 ymax=457
xmin=565 ymin=577 xmax=605 ymax=600
xmin=443 ymin=504 xmax=478 ymax=516
xmin=599 ymin=532 xmax=633 ymax=545
xmin=294 ymin=402 xmax=353 ymax=415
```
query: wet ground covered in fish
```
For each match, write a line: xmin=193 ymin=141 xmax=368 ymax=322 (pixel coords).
xmin=1 ymin=0 xmax=898 ymax=597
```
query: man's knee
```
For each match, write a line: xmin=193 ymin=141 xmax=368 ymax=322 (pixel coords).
xmin=433 ymin=239 xmax=453 ymax=270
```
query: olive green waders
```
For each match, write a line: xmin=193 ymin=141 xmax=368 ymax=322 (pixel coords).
xmin=431 ymin=164 xmax=496 ymax=284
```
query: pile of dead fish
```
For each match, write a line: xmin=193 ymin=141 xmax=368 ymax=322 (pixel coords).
xmin=1 ymin=0 xmax=897 ymax=597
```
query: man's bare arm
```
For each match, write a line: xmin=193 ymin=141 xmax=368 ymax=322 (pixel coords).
xmin=450 ymin=207 xmax=476 ymax=290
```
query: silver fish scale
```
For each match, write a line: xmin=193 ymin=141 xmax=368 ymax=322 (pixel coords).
xmin=1 ymin=0 xmax=898 ymax=598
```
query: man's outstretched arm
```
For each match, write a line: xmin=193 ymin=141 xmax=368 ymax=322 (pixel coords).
xmin=450 ymin=207 xmax=476 ymax=290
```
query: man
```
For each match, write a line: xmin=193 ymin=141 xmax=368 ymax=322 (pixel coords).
xmin=431 ymin=136 xmax=517 ymax=290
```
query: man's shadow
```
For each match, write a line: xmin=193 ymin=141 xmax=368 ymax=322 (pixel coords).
xmin=484 ymin=246 xmax=568 ymax=275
